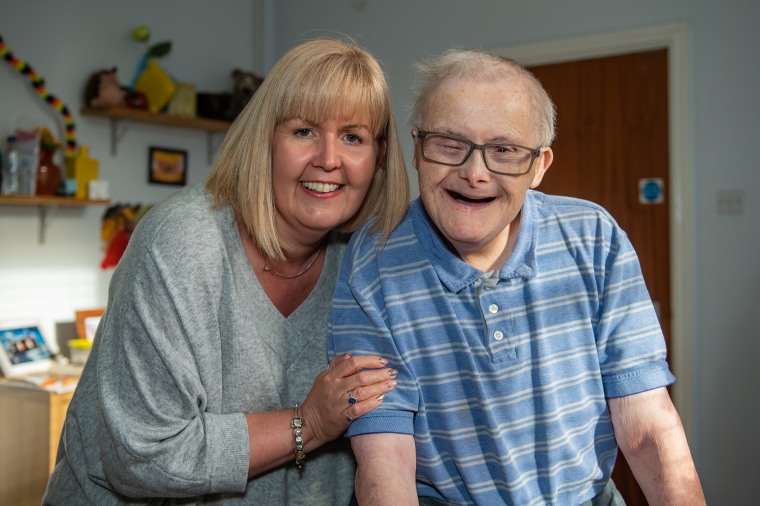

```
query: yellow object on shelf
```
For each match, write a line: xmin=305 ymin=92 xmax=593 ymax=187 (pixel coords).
xmin=68 ymin=338 xmax=92 ymax=365
xmin=167 ymin=82 xmax=196 ymax=117
xmin=65 ymin=145 xmax=99 ymax=199
xmin=134 ymin=58 xmax=176 ymax=113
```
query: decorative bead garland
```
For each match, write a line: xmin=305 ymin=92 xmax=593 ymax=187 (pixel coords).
xmin=0 ymin=34 xmax=77 ymax=158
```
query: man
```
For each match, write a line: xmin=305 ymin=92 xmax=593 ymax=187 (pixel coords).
xmin=328 ymin=49 xmax=705 ymax=505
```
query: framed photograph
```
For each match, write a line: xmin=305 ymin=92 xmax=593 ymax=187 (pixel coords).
xmin=148 ymin=146 xmax=187 ymax=186
xmin=0 ymin=319 xmax=55 ymax=378
xmin=75 ymin=308 xmax=105 ymax=342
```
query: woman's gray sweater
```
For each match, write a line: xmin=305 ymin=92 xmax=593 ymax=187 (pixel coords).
xmin=43 ymin=184 xmax=354 ymax=505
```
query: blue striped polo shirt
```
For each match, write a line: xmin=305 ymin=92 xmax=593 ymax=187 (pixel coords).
xmin=328 ymin=191 xmax=674 ymax=505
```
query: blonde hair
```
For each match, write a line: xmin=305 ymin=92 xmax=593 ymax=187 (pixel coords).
xmin=206 ymin=38 xmax=409 ymax=260
xmin=410 ymin=49 xmax=556 ymax=147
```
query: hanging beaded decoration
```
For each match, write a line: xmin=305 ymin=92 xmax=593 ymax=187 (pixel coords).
xmin=0 ymin=34 xmax=77 ymax=158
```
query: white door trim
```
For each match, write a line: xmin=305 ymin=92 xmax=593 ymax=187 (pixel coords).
xmin=492 ymin=23 xmax=695 ymax=439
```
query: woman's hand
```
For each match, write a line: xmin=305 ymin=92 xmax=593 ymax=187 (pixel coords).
xmin=301 ymin=353 xmax=398 ymax=448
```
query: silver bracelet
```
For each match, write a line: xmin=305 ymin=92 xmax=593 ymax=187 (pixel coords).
xmin=290 ymin=404 xmax=306 ymax=471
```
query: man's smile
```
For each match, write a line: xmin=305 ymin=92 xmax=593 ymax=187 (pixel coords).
xmin=446 ymin=189 xmax=496 ymax=204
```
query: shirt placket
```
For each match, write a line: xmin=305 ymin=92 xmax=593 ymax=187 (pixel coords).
xmin=475 ymin=273 xmax=517 ymax=361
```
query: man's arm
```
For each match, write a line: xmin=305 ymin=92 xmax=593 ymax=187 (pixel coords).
xmin=608 ymin=387 xmax=705 ymax=505
xmin=351 ymin=433 xmax=418 ymax=506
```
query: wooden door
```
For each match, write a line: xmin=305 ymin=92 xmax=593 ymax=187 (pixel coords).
xmin=528 ymin=49 xmax=670 ymax=506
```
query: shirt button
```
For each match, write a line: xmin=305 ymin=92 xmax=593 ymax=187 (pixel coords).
xmin=493 ymin=331 xmax=504 ymax=341
xmin=488 ymin=304 xmax=498 ymax=314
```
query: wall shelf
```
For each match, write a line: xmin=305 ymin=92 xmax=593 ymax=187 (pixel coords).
xmin=0 ymin=195 xmax=111 ymax=244
xmin=0 ymin=195 xmax=110 ymax=207
xmin=80 ymin=107 xmax=231 ymax=162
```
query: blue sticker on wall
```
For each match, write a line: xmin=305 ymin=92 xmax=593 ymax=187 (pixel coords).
xmin=639 ymin=178 xmax=664 ymax=204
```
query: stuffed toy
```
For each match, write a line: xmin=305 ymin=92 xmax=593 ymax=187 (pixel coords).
xmin=84 ymin=67 xmax=147 ymax=110
xmin=197 ymin=68 xmax=264 ymax=121
xmin=225 ymin=68 xmax=264 ymax=120
xmin=84 ymin=67 xmax=126 ymax=109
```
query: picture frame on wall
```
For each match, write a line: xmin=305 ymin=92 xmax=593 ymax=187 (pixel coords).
xmin=148 ymin=146 xmax=187 ymax=186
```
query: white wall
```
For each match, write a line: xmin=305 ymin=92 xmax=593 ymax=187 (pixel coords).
xmin=1 ymin=0 xmax=757 ymax=503
xmin=269 ymin=0 xmax=758 ymax=504
xmin=0 ymin=0 xmax=258 ymax=348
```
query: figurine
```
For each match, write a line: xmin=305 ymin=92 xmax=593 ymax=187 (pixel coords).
xmin=84 ymin=67 xmax=147 ymax=110
xmin=225 ymin=68 xmax=264 ymax=120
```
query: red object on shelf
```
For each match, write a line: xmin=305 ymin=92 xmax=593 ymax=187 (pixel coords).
xmin=36 ymin=148 xmax=62 ymax=196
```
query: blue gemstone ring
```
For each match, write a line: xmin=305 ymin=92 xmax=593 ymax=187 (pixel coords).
xmin=347 ymin=390 xmax=357 ymax=405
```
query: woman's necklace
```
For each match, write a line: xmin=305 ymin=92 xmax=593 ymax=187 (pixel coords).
xmin=263 ymin=243 xmax=324 ymax=279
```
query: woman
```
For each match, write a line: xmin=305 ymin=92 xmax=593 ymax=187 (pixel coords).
xmin=44 ymin=38 xmax=409 ymax=505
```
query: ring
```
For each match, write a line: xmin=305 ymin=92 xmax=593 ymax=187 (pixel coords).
xmin=343 ymin=409 xmax=354 ymax=422
xmin=347 ymin=390 xmax=357 ymax=405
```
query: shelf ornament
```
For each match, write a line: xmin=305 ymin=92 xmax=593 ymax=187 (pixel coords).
xmin=129 ymin=25 xmax=175 ymax=114
xmin=101 ymin=203 xmax=153 ymax=269
xmin=0 ymin=34 xmax=77 ymax=159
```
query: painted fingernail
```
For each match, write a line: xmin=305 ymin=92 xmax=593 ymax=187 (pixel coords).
xmin=379 ymin=358 xmax=388 ymax=365
xmin=376 ymin=394 xmax=385 ymax=402
xmin=343 ymin=353 xmax=352 ymax=359
xmin=388 ymin=369 xmax=398 ymax=377
xmin=387 ymin=380 xmax=397 ymax=388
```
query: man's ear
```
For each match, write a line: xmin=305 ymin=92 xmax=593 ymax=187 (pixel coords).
xmin=411 ymin=129 xmax=420 ymax=172
xmin=530 ymin=147 xmax=553 ymax=189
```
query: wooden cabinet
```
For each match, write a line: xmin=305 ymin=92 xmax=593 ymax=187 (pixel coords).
xmin=0 ymin=382 xmax=73 ymax=506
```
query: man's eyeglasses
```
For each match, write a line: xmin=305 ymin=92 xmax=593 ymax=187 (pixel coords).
xmin=416 ymin=130 xmax=541 ymax=176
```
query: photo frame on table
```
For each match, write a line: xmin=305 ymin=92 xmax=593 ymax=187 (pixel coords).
xmin=75 ymin=308 xmax=105 ymax=342
xmin=148 ymin=146 xmax=187 ymax=186
xmin=0 ymin=319 xmax=55 ymax=378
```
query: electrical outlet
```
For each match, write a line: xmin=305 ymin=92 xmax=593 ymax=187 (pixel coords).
xmin=716 ymin=189 xmax=743 ymax=215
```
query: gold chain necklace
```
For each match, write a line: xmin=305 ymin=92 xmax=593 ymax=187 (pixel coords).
xmin=263 ymin=243 xmax=324 ymax=279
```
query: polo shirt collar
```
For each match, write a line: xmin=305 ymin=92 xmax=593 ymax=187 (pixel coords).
xmin=411 ymin=192 xmax=538 ymax=293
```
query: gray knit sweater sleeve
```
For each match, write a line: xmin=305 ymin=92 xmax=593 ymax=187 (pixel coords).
xmin=96 ymin=188 xmax=250 ymax=497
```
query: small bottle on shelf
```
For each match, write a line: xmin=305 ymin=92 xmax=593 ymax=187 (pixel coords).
xmin=1 ymin=135 xmax=19 ymax=195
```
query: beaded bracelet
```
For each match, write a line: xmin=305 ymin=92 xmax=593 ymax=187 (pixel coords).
xmin=290 ymin=404 xmax=306 ymax=471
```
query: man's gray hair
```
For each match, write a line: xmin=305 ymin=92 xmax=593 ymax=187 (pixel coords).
xmin=409 ymin=48 xmax=557 ymax=147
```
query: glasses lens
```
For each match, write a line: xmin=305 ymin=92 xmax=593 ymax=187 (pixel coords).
xmin=485 ymin=145 xmax=534 ymax=174
xmin=420 ymin=132 xmax=537 ymax=175
xmin=422 ymin=134 xmax=471 ymax=165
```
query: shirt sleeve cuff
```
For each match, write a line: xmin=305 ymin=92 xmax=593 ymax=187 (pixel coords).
xmin=603 ymin=364 xmax=676 ymax=398
xmin=345 ymin=409 xmax=415 ymax=438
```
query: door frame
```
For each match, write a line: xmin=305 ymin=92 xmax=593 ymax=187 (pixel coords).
xmin=493 ymin=23 xmax=695 ymax=440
